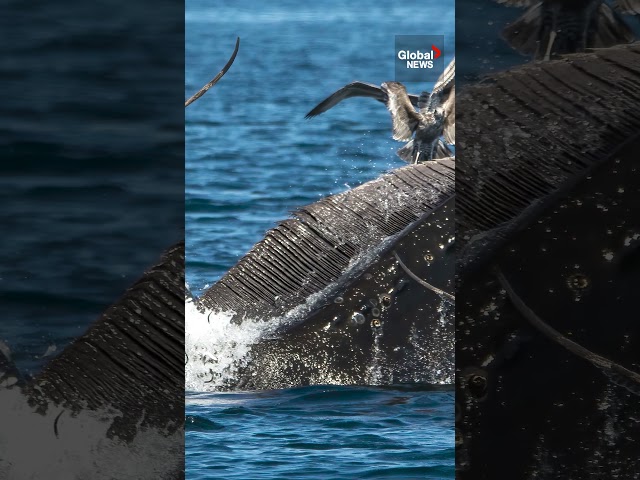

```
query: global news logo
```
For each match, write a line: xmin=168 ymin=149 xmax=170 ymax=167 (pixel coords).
xmin=395 ymin=35 xmax=445 ymax=82
xmin=398 ymin=45 xmax=442 ymax=69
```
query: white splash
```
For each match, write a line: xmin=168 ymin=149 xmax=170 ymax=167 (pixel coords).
xmin=185 ymin=242 xmax=389 ymax=392
xmin=0 ymin=389 xmax=181 ymax=480
xmin=40 ymin=344 xmax=58 ymax=358
xmin=186 ymin=278 xmax=347 ymax=392
xmin=185 ymin=297 xmax=272 ymax=391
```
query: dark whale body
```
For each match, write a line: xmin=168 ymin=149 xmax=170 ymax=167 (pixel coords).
xmin=0 ymin=38 xmax=239 ymax=479
xmin=195 ymin=160 xmax=456 ymax=389
xmin=455 ymin=43 xmax=640 ymax=477
xmin=1 ymin=243 xmax=185 ymax=479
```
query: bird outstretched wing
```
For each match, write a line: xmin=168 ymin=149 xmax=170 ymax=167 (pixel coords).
xmin=306 ymin=82 xmax=420 ymax=118
xmin=595 ymin=3 xmax=636 ymax=46
xmin=442 ymin=84 xmax=455 ymax=145
xmin=433 ymin=58 xmax=456 ymax=95
xmin=185 ymin=37 xmax=240 ymax=108
xmin=418 ymin=58 xmax=455 ymax=112
xmin=382 ymin=82 xmax=421 ymax=142
xmin=501 ymin=3 xmax=544 ymax=56
xmin=418 ymin=58 xmax=455 ymax=145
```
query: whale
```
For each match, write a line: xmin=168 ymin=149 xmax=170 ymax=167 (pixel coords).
xmin=0 ymin=243 xmax=185 ymax=480
xmin=192 ymin=160 xmax=455 ymax=390
xmin=455 ymin=42 xmax=640 ymax=477
xmin=5 ymin=37 xmax=638 ymax=480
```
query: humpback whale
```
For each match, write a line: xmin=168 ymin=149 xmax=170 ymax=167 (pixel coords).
xmin=306 ymin=58 xmax=455 ymax=162
xmin=495 ymin=0 xmax=638 ymax=60
xmin=455 ymin=42 xmax=640 ymax=477
xmin=0 ymin=243 xmax=185 ymax=480
xmin=192 ymin=160 xmax=455 ymax=390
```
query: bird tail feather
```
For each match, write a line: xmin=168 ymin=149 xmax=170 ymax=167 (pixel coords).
xmin=502 ymin=3 xmax=543 ymax=56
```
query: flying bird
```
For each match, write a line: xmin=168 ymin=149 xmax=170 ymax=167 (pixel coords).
xmin=185 ymin=37 xmax=240 ymax=108
xmin=306 ymin=58 xmax=455 ymax=164
xmin=495 ymin=0 xmax=637 ymax=61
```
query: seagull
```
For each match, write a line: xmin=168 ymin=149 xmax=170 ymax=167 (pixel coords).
xmin=383 ymin=81 xmax=444 ymax=163
xmin=395 ymin=59 xmax=455 ymax=163
xmin=185 ymin=37 xmax=240 ymax=108
xmin=495 ymin=0 xmax=638 ymax=61
xmin=306 ymin=58 xmax=455 ymax=164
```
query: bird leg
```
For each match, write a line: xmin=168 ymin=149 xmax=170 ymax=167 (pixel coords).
xmin=543 ymin=30 xmax=557 ymax=62
xmin=414 ymin=147 xmax=424 ymax=164
xmin=428 ymin=141 xmax=436 ymax=162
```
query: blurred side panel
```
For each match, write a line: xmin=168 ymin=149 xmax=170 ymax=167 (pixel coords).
xmin=0 ymin=0 xmax=185 ymax=478
xmin=456 ymin=1 xmax=640 ymax=477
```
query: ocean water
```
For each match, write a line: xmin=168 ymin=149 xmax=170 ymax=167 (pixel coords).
xmin=187 ymin=386 xmax=454 ymax=480
xmin=186 ymin=0 xmax=455 ymax=477
xmin=185 ymin=0 xmax=640 ymax=477
xmin=1 ymin=0 xmax=184 ymax=376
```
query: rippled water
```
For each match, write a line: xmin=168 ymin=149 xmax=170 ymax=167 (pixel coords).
xmin=187 ymin=386 xmax=454 ymax=480
xmin=185 ymin=0 xmax=640 ymax=478
xmin=1 ymin=0 xmax=183 ymax=375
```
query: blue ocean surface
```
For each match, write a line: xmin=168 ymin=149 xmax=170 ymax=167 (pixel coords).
xmin=186 ymin=0 xmax=455 ymax=478
xmin=1 ymin=0 xmax=183 ymax=376
xmin=187 ymin=386 xmax=454 ymax=480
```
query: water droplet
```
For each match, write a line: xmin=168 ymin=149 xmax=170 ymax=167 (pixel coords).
xmin=351 ymin=312 xmax=365 ymax=325
xmin=566 ymin=273 xmax=589 ymax=290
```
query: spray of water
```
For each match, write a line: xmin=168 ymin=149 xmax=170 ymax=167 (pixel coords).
xmin=185 ymin=297 xmax=272 ymax=391
xmin=0 ymin=389 xmax=181 ymax=479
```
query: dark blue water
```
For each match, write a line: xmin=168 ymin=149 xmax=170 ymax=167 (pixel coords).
xmin=187 ymin=386 xmax=454 ymax=480
xmin=186 ymin=0 xmax=455 ymax=477
xmin=0 ymin=0 xmax=184 ymax=375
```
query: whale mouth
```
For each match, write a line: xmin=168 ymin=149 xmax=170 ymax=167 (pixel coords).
xmin=188 ymin=160 xmax=455 ymax=391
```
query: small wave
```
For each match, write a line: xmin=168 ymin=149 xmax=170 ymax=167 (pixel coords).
xmin=184 ymin=415 xmax=224 ymax=432
xmin=185 ymin=415 xmax=225 ymax=431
